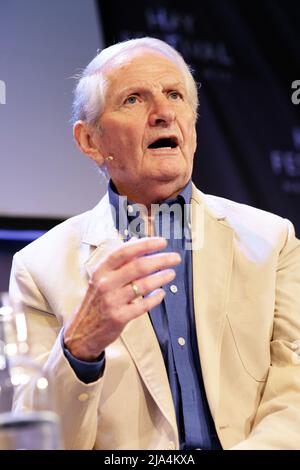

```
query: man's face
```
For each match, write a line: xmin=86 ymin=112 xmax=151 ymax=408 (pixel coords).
xmin=94 ymin=52 xmax=197 ymax=205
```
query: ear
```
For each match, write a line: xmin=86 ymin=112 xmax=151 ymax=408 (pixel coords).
xmin=73 ymin=120 xmax=105 ymax=166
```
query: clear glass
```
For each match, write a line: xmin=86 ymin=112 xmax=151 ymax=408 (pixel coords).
xmin=0 ymin=293 xmax=63 ymax=449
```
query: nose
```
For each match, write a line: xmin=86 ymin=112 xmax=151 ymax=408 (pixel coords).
xmin=148 ymin=97 xmax=176 ymax=127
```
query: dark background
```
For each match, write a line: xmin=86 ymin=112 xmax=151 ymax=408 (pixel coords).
xmin=98 ymin=0 xmax=300 ymax=232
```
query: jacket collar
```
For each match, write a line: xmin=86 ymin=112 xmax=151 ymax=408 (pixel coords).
xmin=81 ymin=183 xmax=227 ymax=248
xmin=192 ymin=184 xmax=227 ymax=221
xmin=81 ymin=192 xmax=120 ymax=247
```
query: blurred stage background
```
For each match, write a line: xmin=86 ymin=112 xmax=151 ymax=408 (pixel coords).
xmin=0 ymin=0 xmax=299 ymax=290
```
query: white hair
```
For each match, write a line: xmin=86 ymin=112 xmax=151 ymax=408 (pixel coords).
xmin=72 ymin=37 xmax=199 ymax=126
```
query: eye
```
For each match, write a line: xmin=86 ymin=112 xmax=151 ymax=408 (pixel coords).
xmin=124 ymin=95 xmax=139 ymax=105
xmin=168 ymin=91 xmax=182 ymax=101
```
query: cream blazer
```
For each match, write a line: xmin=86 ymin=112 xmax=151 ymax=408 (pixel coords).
xmin=9 ymin=185 xmax=300 ymax=450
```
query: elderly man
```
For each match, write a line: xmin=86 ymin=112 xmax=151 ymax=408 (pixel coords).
xmin=10 ymin=37 xmax=300 ymax=450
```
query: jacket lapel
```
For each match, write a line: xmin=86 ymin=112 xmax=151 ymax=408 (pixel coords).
xmin=191 ymin=187 xmax=234 ymax=419
xmin=121 ymin=316 xmax=178 ymax=437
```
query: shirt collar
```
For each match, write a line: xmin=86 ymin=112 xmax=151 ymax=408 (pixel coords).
xmin=108 ymin=179 xmax=192 ymax=234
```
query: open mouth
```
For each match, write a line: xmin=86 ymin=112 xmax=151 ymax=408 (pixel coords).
xmin=148 ymin=137 xmax=178 ymax=149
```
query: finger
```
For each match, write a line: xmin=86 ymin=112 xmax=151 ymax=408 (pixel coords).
xmin=121 ymin=288 xmax=166 ymax=322
xmin=117 ymin=251 xmax=180 ymax=287
xmin=93 ymin=251 xmax=180 ymax=293
xmin=103 ymin=237 xmax=167 ymax=271
xmin=116 ymin=268 xmax=176 ymax=304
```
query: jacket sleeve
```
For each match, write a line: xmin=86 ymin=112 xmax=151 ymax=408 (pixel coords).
xmin=231 ymin=220 xmax=300 ymax=449
xmin=9 ymin=251 xmax=104 ymax=449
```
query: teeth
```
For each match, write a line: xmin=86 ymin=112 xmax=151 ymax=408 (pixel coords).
xmin=152 ymin=147 xmax=172 ymax=150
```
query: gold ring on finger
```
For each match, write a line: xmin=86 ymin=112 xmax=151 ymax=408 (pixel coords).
xmin=131 ymin=281 xmax=140 ymax=298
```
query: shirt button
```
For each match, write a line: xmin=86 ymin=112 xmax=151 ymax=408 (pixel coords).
xmin=78 ymin=393 xmax=89 ymax=402
xmin=188 ymin=222 xmax=191 ymax=229
xmin=127 ymin=205 xmax=133 ymax=214
xmin=169 ymin=284 xmax=178 ymax=294
xmin=123 ymin=229 xmax=129 ymax=236
xmin=178 ymin=337 xmax=186 ymax=346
